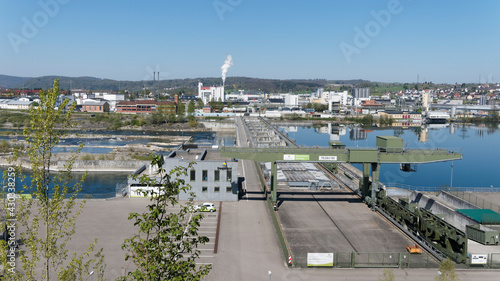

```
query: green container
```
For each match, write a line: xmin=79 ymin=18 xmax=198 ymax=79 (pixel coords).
xmin=376 ymin=136 xmax=403 ymax=153
xmin=466 ymin=224 xmax=500 ymax=245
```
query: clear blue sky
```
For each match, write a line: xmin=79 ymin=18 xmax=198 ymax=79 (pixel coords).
xmin=1 ymin=0 xmax=499 ymax=83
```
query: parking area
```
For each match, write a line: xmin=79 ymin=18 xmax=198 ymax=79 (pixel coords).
xmin=191 ymin=205 xmax=219 ymax=266
xmin=276 ymin=190 xmax=436 ymax=267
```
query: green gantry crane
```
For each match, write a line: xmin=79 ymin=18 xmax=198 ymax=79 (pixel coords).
xmin=222 ymin=135 xmax=462 ymax=207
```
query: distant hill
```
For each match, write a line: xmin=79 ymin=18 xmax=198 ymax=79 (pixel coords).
xmin=0 ymin=74 xmax=32 ymax=88
xmin=1 ymin=74 xmax=367 ymax=93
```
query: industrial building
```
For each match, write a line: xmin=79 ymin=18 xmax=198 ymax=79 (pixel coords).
xmin=198 ymin=82 xmax=225 ymax=104
xmin=127 ymin=148 xmax=239 ymax=201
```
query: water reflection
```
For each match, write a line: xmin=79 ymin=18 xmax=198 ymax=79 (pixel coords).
xmin=280 ymin=123 xmax=500 ymax=188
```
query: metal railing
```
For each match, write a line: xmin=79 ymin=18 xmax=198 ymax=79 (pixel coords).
xmin=384 ymin=183 xmax=500 ymax=194
xmin=448 ymin=191 xmax=500 ymax=212
xmin=294 ymin=252 xmax=439 ymax=268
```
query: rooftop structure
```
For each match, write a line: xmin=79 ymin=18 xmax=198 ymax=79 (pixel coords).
xmin=128 ymin=148 xmax=239 ymax=201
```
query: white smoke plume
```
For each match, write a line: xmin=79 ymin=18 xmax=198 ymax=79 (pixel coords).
xmin=221 ymin=54 xmax=233 ymax=86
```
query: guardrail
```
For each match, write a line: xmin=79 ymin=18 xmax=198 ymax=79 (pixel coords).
xmin=449 ymin=191 xmax=500 ymax=212
xmin=385 ymin=183 xmax=500 ymax=193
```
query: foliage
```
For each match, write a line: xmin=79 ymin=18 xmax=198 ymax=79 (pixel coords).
xmin=208 ymin=99 xmax=224 ymax=111
xmin=0 ymin=79 xmax=105 ymax=280
xmin=0 ymin=139 xmax=12 ymax=153
xmin=378 ymin=268 xmax=395 ymax=281
xmin=119 ymin=155 xmax=211 ymax=280
xmin=177 ymin=102 xmax=186 ymax=116
xmin=196 ymin=99 xmax=204 ymax=109
xmin=435 ymin=258 xmax=459 ymax=281
xmin=187 ymin=100 xmax=195 ymax=114
xmin=148 ymin=111 xmax=165 ymax=125
xmin=379 ymin=115 xmax=394 ymax=126
xmin=361 ymin=114 xmax=374 ymax=127
xmin=282 ymin=113 xmax=301 ymax=120
xmin=188 ymin=116 xmax=198 ymax=128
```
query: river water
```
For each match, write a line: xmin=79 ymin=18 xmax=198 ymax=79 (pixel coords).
xmin=3 ymin=123 xmax=497 ymax=196
xmin=0 ymin=129 xmax=235 ymax=197
xmin=280 ymin=123 xmax=500 ymax=189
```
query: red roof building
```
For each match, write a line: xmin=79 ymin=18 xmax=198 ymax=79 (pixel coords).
xmin=116 ymin=100 xmax=176 ymax=114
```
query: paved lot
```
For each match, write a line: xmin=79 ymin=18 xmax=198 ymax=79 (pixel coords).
xmin=277 ymin=190 xmax=428 ymax=267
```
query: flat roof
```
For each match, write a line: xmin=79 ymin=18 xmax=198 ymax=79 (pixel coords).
xmin=457 ymin=209 xmax=500 ymax=224
xmin=169 ymin=149 xmax=233 ymax=162
xmin=377 ymin=136 xmax=402 ymax=140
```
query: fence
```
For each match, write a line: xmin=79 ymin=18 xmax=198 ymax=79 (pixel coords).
xmin=295 ymin=252 xmax=439 ymax=268
xmin=449 ymin=191 xmax=500 ymax=213
xmin=385 ymin=183 xmax=500 ymax=195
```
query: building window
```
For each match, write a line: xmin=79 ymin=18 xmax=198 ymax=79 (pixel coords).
xmin=190 ymin=170 xmax=196 ymax=181
xmin=214 ymin=170 xmax=220 ymax=181
xmin=226 ymin=170 xmax=232 ymax=182
xmin=202 ymin=186 xmax=208 ymax=193
xmin=202 ymin=170 xmax=208 ymax=181
xmin=226 ymin=186 xmax=232 ymax=193
xmin=214 ymin=186 xmax=220 ymax=193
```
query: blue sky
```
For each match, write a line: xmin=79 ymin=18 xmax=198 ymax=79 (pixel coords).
xmin=1 ymin=0 xmax=499 ymax=83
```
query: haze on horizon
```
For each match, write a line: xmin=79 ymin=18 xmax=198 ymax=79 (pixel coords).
xmin=1 ymin=0 xmax=499 ymax=84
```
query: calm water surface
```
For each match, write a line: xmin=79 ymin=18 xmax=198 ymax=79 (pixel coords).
xmin=280 ymin=124 xmax=500 ymax=188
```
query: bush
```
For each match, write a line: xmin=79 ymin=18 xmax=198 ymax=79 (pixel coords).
xmin=0 ymin=139 xmax=11 ymax=153
xmin=80 ymin=154 xmax=95 ymax=160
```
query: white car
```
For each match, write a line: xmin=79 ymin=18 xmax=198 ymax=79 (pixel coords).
xmin=194 ymin=202 xmax=216 ymax=212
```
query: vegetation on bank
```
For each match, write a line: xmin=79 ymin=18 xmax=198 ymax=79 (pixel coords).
xmin=0 ymin=79 xmax=105 ymax=280
xmin=458 ymin=110 xmax=500 ymax=125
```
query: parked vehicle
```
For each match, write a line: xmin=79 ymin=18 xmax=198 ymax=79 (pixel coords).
xmin=193 ymin=202 xmax=216 ymax=212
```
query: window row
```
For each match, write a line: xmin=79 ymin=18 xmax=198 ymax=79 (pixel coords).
xmin=202 ymin=186 xmax=233 ymax=193
xmin=190 ymin=169 xmax=232 ymax=182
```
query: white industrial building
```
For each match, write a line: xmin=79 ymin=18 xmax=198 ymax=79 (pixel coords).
xmin=198 ymin=82 xmax=225 ymax=105
xmin=284 ymin=94 xmax=299 ymax=106
xmin=71 ymin=90 xmax=124 ymax=111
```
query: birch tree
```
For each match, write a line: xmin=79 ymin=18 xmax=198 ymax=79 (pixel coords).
xmin=0 ymin=79 xmax=105 ymax=280
xmin=119 ymin=155 xmax=211 ymax=280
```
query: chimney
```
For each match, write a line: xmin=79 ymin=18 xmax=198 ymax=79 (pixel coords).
xmin=175 ymin=94 xmax=179 ymax=105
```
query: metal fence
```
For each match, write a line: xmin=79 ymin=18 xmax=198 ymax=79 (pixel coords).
xmin=448 ymin=191 xmax=500 ymax=213
xmin=385 ymin=183 xmax=500 ymax=194
xmin=295 ymin=252 xmax=439 ymax=268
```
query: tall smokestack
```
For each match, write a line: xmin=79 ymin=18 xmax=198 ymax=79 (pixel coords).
xmin=221 ymin=55 xmax=233 ymax=87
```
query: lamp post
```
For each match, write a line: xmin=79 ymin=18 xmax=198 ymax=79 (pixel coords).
xmin=268 ymin=270 xmax=272 ymax=281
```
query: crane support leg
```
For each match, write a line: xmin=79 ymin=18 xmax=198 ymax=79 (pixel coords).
xmin=371 ymin=163 xmax=380 ymax=209
xmin=271 ymin=161 xmax=277 ymax=205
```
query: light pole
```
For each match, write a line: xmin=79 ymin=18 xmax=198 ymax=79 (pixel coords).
xmin=89 ymin=271 xmax=94 ymax=281
xmin=268 ymin=270 xmax=272 ymax=281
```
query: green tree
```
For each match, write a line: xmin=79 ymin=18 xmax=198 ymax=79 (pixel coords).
xmin=177 ymin=102 xmax=186 ymax=116
xmin=306 ymin=103 xmax=313 ymax=109
xmin=196 ymin=99 xmax=204 ymax=109
xmin=149 ymin=111 xmax=165 ymax=125
xmin=0 ymin=79 xmax=104 ymax=280
xmin=187 ymin=100 xmax=195 ymax=114
xmin=188 ymin=116 xmax=198 ymax=127
xmin=435 ymin=258 xmax=459 ymax=281
xmin=119 ymin=155 xmax=211 ymax=280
